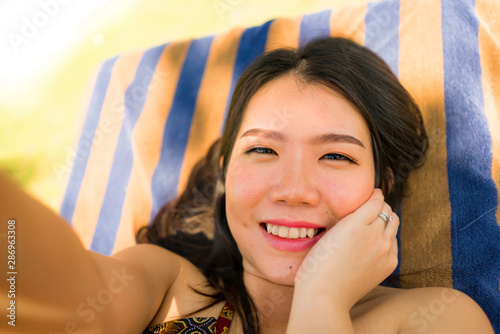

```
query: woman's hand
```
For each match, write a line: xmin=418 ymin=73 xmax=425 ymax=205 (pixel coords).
xmin=294 ymin=188 xmax=399 ymax=310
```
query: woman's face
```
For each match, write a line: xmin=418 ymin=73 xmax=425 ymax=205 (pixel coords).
xmin=225 ymin=75 xmax=375 ymax=285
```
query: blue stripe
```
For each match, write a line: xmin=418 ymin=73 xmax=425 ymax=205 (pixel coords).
xmin=299 ymin=9 xmax=332 ymax=47
xmin=221 ymin=20 xmax=272 ymax=132
xmin=381 ymin=207 xmax=402 ymax=288
xmin=60 ymin=56 xmax=118 ymax=225
xmin=365 ymin=0 xmax=400 ymax=76
xmin=90 ymin=45 xmax=166 ymax=254
xmin=394 ymin=208 xmax=402 ymax=287
xmin=442 ymin=0 xmax=500 ymax=329
xmin=149 ymin=36 xmax=215 ymax=225
xmin=365 ymin=0 xmax=401 ymax=282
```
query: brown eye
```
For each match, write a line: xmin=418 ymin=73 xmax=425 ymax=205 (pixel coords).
xmin=321 ymin=153 xmax=355 ymax=163
xmin=246 ymin=147 xmax=276 ymax=155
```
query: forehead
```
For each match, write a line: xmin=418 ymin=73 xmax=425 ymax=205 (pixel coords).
xmin=237 ymin=75 xmax=371 ymax=144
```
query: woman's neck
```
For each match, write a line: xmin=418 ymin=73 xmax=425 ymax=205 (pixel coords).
xmin=243 ymin=271 xmax=295 ymax=331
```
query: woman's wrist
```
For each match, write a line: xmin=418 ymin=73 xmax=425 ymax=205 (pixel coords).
xmin=287 ymin=286 xmax=354 ymax=334
xmin=294 ymin=270 xmax=354 ymax=310
xmin=293 ymin=278 xmax=350 ymax=310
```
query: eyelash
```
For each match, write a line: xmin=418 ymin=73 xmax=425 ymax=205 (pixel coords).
xmin=246 ymin=147 xmax=275 ymax=155
xmin=323 ymin=153 xmax=356 ymax=163
xmin=245 ymin=147 xmax=357 ymax=163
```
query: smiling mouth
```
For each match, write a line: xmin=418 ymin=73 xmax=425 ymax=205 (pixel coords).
xmin=261 ymin=223 xmax=325 ymax=239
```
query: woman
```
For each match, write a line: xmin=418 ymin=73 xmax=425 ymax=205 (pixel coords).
xmin=1 ymin=38 xmax=493 ymax=333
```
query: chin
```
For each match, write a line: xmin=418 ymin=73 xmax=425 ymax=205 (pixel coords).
xmin=247 ymin=258 xmax=303 ymax=287
xmin=271 ymin=271 xmax=296 ymax=286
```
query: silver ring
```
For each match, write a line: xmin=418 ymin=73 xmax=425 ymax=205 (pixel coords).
xmin=378 ymin=211 xmax=393 ymax=225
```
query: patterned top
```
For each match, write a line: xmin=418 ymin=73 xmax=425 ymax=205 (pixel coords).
xmin=143 ymin=301 xmax=234 ymax=334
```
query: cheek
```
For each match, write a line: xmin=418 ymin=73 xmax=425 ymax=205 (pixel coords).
xmin=225 ymin=161 xmax=273 ymax=209
xmin=321 ymin=170 xmax=375 ymax=218
xmin=225 ymin=162 xmax=263 ymax=232
xmin=225 ymin=161 xmax=277 ymax=255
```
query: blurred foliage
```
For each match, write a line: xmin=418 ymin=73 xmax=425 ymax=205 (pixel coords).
xmin=0 ymin=0 xmax=369 ymax=211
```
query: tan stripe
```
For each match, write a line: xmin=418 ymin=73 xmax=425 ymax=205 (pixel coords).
xmin=329 ymin=2 xmax=367 ymax=45
xmin=71 ymin=53 xmax=143 ymax=249
xmin=398 ymin=0 xmax=453 ymax=288
xmin=265 ymin=16 xmax=301 ymax=51
xmin=112 ymin=41 xmax=191 ymax=253
xmin=59 ymin=65 xmax=101 ymax=205
xmin=74 ymin=67 xmax=101 ymax=154
xmin=175 ymin=28 xmax=245 ymax=197
xmin=477 ymin=0 xmax=500 ymax=229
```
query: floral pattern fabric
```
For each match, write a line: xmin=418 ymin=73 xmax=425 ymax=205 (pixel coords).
xmin=143 ymin=302 xmax=234 ymax=334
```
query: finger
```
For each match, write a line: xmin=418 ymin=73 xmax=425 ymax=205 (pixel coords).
xmin=344 ymin=188 xmax=385 ymax=226
xmin=384 ymin=211 xmax=400 ymax=240
xmin=391 ymin=237 xmax=398 ymax=256
xmin=371 ymin=202 xmax=392 ymax=228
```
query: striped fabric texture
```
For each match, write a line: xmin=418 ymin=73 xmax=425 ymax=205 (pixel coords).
xmin=60 ymin=0 xmax=500 ymax=330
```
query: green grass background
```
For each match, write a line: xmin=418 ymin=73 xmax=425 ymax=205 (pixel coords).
xmin=0 ymin=0 xmax=369 ymax=211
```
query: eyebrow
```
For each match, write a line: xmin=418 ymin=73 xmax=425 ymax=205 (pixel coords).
xmin=240 ymin=128 xmax=366 ymax=148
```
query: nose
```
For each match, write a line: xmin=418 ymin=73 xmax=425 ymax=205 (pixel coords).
xmin=269 ymin=158 xmax=320 ymax=206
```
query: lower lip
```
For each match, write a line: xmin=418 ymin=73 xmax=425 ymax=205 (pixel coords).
xmin=260 ymin=225 xmax=324 ymax=252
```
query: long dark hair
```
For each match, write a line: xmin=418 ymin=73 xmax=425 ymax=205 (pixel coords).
xmin=138 ymin=37 xmax=428 ymax=332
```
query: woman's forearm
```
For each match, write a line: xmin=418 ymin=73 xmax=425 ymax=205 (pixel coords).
xmin=0 ymin=172 xmax=111 ymax=333
xmin=287 ymin=285 xmax=355 ymax=334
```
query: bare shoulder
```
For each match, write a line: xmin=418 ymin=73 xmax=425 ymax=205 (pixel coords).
xmin=353 ymin=286 xmax=494 ymax=334
xmin=87 ymin=244 xmax=191 ymax=333
xmin=395 ymin=287 xmax=494 ymax=334
xmin=133 ymin=245 xmax=222 ymax=327
xmin=111 ymin=243 xmax=184 ymax=284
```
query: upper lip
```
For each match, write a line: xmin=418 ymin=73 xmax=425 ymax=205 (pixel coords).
xmin=262 ymin=219 xmax=324 ymax=229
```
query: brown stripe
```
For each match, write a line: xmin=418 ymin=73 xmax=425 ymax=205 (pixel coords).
xmin=266 ymin=16 xmax=301 ymax=51
xmin=398 ymin=0 xmax=453 ymax=288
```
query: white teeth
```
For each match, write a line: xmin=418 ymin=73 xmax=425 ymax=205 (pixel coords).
xmin=306 ymin=228 xmax=315 ymax=238
xmin=265 ymin=223 xmax=318 ymax=239
xmin=288 ymin=227 xmax=299 ymax=239
xmin=278 ymin=226 xmax=288 ymax=238
xmin=272 ymin=224 xmax=280 ymax=235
